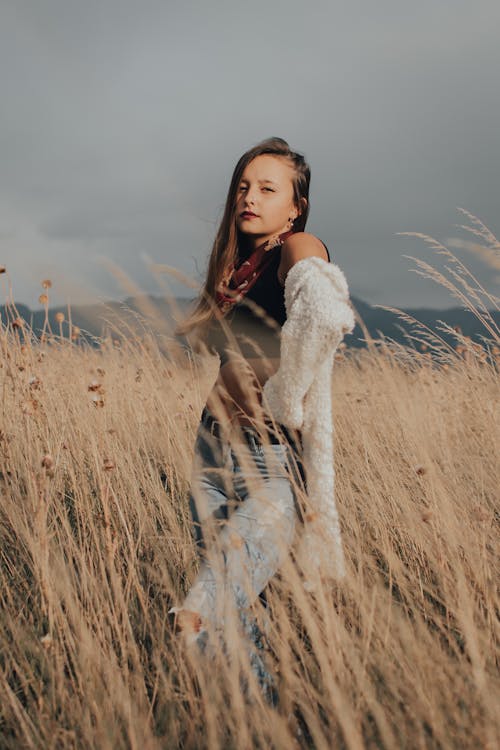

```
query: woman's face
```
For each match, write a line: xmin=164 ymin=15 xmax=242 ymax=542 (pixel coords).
xmin=234 ymin=154 xmax=300 ymax=248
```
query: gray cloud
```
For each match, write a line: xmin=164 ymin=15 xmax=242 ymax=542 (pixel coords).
xmin=1 ymin=0 xmax=499 ymax=310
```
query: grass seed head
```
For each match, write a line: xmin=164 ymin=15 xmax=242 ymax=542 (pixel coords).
xmin=41 ymin=454 xmax=54 ymax=470
xmin=40 ymin=633 xmax=52 ymax=649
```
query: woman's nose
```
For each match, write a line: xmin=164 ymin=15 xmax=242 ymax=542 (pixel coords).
xmin=243 ymin=188 xmax=257 ymax=206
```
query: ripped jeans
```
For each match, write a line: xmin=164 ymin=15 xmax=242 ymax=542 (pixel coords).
xmin=177 ymin=405 xmax=305 ymax=703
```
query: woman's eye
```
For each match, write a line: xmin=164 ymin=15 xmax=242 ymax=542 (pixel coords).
xmin=263 ymin=187 xmax=274 ymax=192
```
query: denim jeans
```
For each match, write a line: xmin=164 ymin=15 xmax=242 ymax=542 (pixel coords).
xmin=179 ymin=406 xmax=305 ymax=703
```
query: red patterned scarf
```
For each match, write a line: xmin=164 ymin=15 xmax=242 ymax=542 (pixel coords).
xmin=215 ymin=229 xmax=294 ymax=315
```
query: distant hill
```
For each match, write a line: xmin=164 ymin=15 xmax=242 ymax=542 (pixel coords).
xmin=345 ymin=296 xmax=498 ymax=350
xmin=1 ymin=294 xmax=497 ymax=351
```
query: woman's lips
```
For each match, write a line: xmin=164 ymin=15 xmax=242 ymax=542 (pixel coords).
xmin=240 ymin=212 xmax=258 ymax=219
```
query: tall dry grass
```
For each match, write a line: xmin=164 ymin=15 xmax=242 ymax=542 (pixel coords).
xmin=0 ymin=211 xmax=499 ymax=749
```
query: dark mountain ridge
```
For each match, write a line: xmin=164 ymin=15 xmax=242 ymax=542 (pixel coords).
xmin=1 ymin=294 xmax=497 ymax=351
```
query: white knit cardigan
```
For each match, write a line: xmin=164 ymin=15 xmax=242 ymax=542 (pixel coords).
xmin=262 ymin=255 xmax=356 ymax=589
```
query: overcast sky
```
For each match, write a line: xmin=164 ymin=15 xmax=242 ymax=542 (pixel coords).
xmin=1 ymin=0 xmax=499 ymax=311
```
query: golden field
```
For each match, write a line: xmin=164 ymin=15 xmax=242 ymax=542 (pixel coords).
xmin=0 ymin=220 xmax=498 ymax=749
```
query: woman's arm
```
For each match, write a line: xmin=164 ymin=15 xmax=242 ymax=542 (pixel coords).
xmin=263 ymin=257 xmax=355 ymax=430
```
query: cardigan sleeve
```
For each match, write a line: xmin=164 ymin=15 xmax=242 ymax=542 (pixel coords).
xmin=262 ymin=261 xmax=355 ymax=429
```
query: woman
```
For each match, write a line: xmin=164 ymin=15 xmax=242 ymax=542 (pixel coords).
xmin=171 ymin=137 xmax=338 ymax=703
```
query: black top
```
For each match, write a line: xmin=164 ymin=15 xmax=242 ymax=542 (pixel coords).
xmin=205 ymin=239 xmax=331 ymax=365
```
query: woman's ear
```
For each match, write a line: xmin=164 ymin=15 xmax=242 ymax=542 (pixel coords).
xmin=298 ymin=197 xmax=308 ymax=217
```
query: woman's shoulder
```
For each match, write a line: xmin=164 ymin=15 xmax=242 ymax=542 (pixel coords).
xmin=282 ymin=231 xmax=329 ymax=260
xmin=278 ymin=232 xmax=330 ymax=286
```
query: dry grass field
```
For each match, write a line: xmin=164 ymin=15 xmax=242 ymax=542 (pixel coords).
xmin=0 ymin=219 xmax=498 ymax=749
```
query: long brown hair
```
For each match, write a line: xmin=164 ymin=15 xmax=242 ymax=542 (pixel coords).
xmin=175 ymin=136 xmax=310 ymax=339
